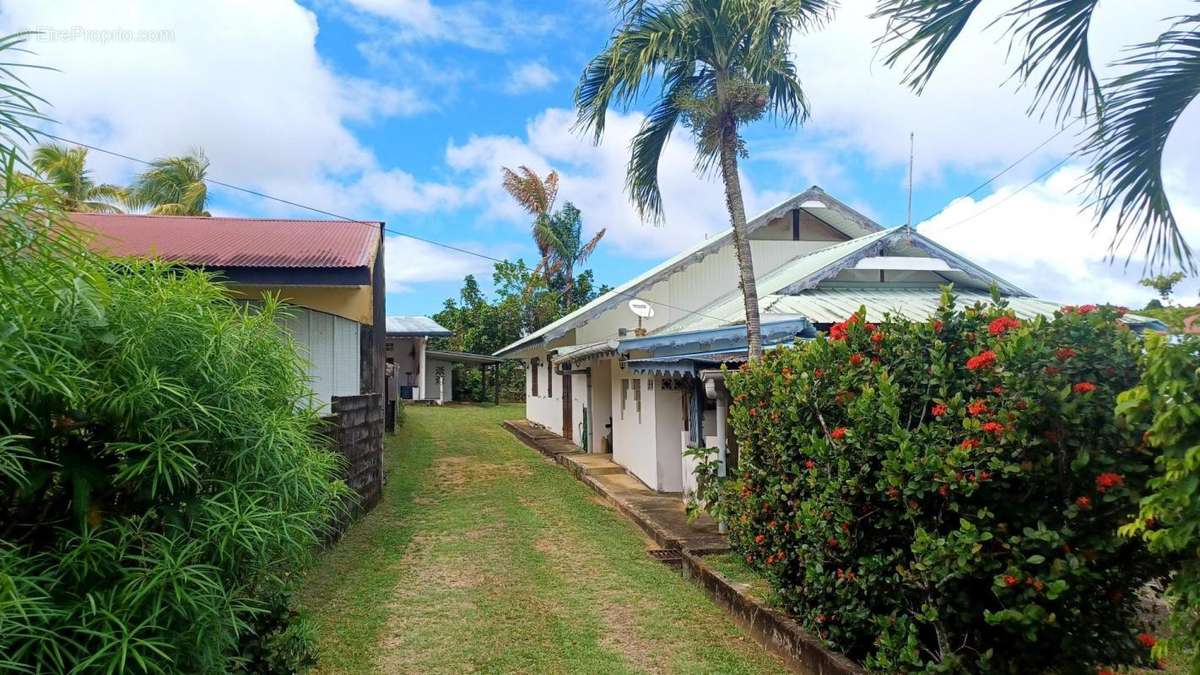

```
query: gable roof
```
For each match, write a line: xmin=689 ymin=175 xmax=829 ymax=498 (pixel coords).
xmin=493 ymin=186 xmax=882 ymax=357
xmin=386 ymin=315 xmax=452 ymax=337
xmin=72 ymin=213 xmax=381 ymax=269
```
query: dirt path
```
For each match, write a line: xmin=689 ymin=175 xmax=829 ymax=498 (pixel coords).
xmin=298 ymin=404 xmax=784 ymax=674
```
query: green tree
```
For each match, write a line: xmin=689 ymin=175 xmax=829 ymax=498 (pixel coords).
xmin=501 ymin=165 xmax=560 ymax=277
xmin=127 ymin=148 xmax=211 ymax=216
xmin=874 ymin=0 xmax=1200 ymax=272
xmin=542 ymin=202 xmax=606 ymax=310
xmin=576 ymin=0 xmax=832 ymax=361
xmin=30 ymin=143 xmax=125 ymax=212
xmin=1139 ymin=271 xmax=1187 ymax=305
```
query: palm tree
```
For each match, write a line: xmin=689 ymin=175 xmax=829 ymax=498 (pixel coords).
xmin=576 ymin=0 xmax=832 ymax=360
xmin=126 ymin=148 xmax=210 ymax=216
xmin=501 ymin=165 xmax=559 ymax=276
xmin=30 ymin=143 xmax=124 ymax=213
xmin=873 ymin=1 xmax=1199 ymax=272
xmin=543 ymin=203 xmax=606 ymax=310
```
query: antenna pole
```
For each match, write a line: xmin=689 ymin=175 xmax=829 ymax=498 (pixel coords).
xmin=906 ymin=131 xmax=914 ymax=232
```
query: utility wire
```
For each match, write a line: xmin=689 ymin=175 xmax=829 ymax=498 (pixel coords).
xmin=40 ymin=131 xmax=736 ymax=326
xmin=932 ymin=152 xmax=1077 ymax=233
xmin=912 ymin=121 xmax=1079 ymax=231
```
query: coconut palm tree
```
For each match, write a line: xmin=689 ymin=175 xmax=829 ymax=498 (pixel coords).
xmin=501 ymin=165 xmax=559 ymax=276
xmin=543 ymin=202 xmax=606 ymax=310
xmin=575 ymin=0 xmax=833 ymax=360
xmin=126 ymin=148 xmax=210 ymax=216
xmin=30 ymin=143 xmax=124 ymax=213
xmin=873 ymin=0 xmax=1200 ymax=272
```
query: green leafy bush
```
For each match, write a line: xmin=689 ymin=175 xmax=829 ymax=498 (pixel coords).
xmin=709 ymin=291 xmax=1165 ymax=673
xmin=1117 ymin=334 xmax=1200 ymax=668
xmin=0 ymin=179 xmax=348 ymax=670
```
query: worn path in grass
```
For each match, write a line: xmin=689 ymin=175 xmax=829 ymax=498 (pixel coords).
xmin=297 ymin=404 xmax=783 ymax=674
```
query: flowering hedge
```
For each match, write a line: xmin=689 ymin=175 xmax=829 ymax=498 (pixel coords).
xmin=710 ymin=291 xmax=1165 ymax=672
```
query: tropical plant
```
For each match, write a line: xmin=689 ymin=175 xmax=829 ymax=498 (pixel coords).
xmin=1140 ymin=271 xmax=1187 ymax=305
xmin=697 ymin=293 xmax=1166 ymax=672
xmin=542 ymin=203 xmax=606 ymax=310
xmin=29 ymin=142 xmax=124 ymax=212
xmin=576 ymin=0 xmax=832 ymax=360
xmin=0 ymin=34 xmax=344 ymax=672
xmin=1117 ymin=333 xmax=1200 ymax=670
xmin=501 ymin=165 xmax=560 ymax=276
xmin=873 ymin=0 xmax=1200 ymax=272
xmin=126 ymin=148 xmax=211 ymax=216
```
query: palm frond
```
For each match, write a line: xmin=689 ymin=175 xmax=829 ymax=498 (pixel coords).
xmin=501 ymin=166 xmax=558 ymax=217
xmin=627 ymin=64 xmax=695 ymax=220
xmin=576 ymin=228 xmax=607 ymax=264
xmin=873 ymin=0 xmax=984 ymax=93
xmin=1085 ymin=12 xmax=1200 ymax=272
xmin=999 ymin=0 xmax=1103 ymax=121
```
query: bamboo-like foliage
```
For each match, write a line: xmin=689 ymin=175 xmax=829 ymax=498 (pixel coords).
xmin=0 ymin=34 xmax=347 ymax=673
xmin=873 ymin=0 xmax=1198 ymax=272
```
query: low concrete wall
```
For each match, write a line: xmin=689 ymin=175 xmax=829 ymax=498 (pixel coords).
xmin=680 ymin=552 xmax=862 ymax=675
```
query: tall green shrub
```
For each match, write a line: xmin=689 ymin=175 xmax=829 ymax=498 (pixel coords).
xmin=0 ymin=182 xmax=349 ymax=671
xmin=707 ymin=291 xmax=1166 ymax=673
xmin=1117 ymin=333 xmax=1200 ymax=668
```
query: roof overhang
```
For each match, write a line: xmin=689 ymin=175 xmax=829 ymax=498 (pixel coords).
xmin=424 ymin=350 xmax=502 ymax=365
xmin=618 ymin=317 xmax=816 ymax=358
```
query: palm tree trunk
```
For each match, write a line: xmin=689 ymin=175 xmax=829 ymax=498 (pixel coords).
xmin=563 ymin=262 xmax=574 ymax=312
xmin=717 ymin=122 xmax=763 ymax=361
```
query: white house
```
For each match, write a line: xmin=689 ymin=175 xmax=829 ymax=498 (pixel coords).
xmin=385 ymin=316 xmax=504 ymax=403
xmin=494 ymin=186 xmax=1166 ymax=496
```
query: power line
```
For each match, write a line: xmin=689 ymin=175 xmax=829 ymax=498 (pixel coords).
xmin=932 ymin=152 xmax=1077 ymax=233
xmin=912 ymin=121 xmax=1079 ymax=231
xmin=39 ymin=131 xmax=737 ymax=326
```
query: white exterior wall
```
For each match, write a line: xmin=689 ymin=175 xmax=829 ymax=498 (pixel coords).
xmin=570 ymin=371 xmax=588 ymax=448
xmin=589 ymin=357 xmax=614 ymax=453
xmin=652 ymin=381 xmax=685 ymax=492
xmin=526 ymin=348 xmax=563 ymax=434
xmin=280 ymin=306 xmax=361 ymax=409
xmin=612 ymin=366 xmax=659 ymax=489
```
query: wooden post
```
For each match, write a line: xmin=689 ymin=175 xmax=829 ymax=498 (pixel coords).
xmin=479 ymin=363 xmax=486 ymax=403
xmin=494 ymin=363 xmax=501 ymax=405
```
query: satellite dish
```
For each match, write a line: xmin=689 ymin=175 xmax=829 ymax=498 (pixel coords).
xmin=628 ymin=299 xmax=655 ymax=319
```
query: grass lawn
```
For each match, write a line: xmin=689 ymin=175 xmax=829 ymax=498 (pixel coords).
xmin=297 ymin=403 xmax=784 ymax=674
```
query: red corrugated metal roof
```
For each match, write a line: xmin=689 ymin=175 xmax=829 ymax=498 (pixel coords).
xmin=71 ymin=213 xmax=380 ymax=269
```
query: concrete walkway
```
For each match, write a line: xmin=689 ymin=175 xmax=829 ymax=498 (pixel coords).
xmin=503 ymin=420 xmax=729 ymax=554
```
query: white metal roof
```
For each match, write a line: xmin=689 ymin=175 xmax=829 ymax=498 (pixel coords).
xmin=386 ymin=315 xmax=451 ymax=336
xmin=492 ymin=186 xmax=882 ymax=357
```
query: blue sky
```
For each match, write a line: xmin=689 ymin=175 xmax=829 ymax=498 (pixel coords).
xmin=2 ymin=0 xmax=1197 ymax=316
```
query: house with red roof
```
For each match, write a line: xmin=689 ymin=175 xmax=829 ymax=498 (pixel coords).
xmin=71 ymin=213 xmax=386 ymax=409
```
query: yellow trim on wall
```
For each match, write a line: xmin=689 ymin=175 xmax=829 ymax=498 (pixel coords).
xmin=229 ymin=283 xmax=373 ymax=325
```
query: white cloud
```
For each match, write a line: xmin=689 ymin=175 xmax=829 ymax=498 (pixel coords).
xmin=340 ymin=0 xmax=557 ymax=52
xmin=445 ymin=108 xmax=787 ymax=258
xmin=502 ymin=62 xmax=558 ymax=94
xmin=782 ymin=0 xmax=1199 ymax=181
xmin=918 ymin=165 xmax=1200 ymax=307
xmin=383 ymin=235 xmax=492 ymax=293
xmin=0 ymin=0 xmax=451 ymax=218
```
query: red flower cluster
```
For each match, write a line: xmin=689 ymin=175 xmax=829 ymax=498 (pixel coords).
xmin=1137 ymin=633 xmax=1157 ymax=648
xmin=871 ymin=331 xmax=884 ymax=344
xmin=932 ymin=403 xmax=948 ymax=417
xmin=1004 ymin=575 xmax=1020 ymax=588
xmin=805 ymin=459 xmax=816 ymax=470
xmin=967 ymin=400 xmax=988 ymax=416
xmin=961 ymin=438 xmax=980 ymax=450
xmin=1073 ymin=382 xmax=1097 ymax=394
xmin=932 ymin=320 xmax=943 ymax=332
xmin=981 ymin=421 xmax=1005 ymax=435
xmin=1096 ymin=472 xmax=1124 ymax=492
xmin=988 ymin=316 xmax=1021 ymax=336
xmin=966 ymin=350 xmax=997 ymax=370
xmin=1075 ymin=496 xmax=1092 ymax=509
xmin=754 ymin=533 xmax=766 ymax=544
xmin=1055 ymin=347 xmax=1076 ymax=361
xmin=831 ymin=427 xmax=847 ymax=440
xmin=849 ymin=353 xmax=865 ymax=366
xmin=828 ymin=315 xmax=860 ymax=341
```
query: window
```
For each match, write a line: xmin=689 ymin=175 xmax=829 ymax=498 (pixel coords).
xmin=633 ymin=379 xmax=642 ymax=423
xmin=548 ymin=360 xmax=553 ymax=397
xmin=531 ymin=358 xmax=539 ymax=396
xmin=620 ymin=379 xmax=629 ymax=420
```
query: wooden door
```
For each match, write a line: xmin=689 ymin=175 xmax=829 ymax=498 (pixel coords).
xmin=562 ymin=370 xmax=573 ymax=441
